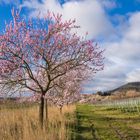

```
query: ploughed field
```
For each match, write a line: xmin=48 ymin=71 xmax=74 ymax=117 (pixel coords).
xmin=0 ymin=99 xmax=140 ymax=140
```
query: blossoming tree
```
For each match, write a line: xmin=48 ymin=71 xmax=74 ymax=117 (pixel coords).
xmin=0 ymin=9 xmax=104 ymax=127
xmin=46 ymin=69 xmax=86 ymax=114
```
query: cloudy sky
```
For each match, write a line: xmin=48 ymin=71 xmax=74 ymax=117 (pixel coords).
xmin=0 ymin=0 xmax=140 ymax=93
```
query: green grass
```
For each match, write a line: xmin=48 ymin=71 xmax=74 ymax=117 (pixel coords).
xmin=74 ymin=104 xmax=140 ymax=140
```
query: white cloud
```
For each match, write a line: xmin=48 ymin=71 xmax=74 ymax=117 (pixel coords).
xmin=21 ymin=0 xmax=114 ymax=39
xmin=126 ymin=69 xmax=140 ymax=83
xmin=85 ymin=12 xmax=140 ymax=93
xmin=125 ymin=12 xmax=140 ymax=42
xmin=105 ymin=12 xmax=140 ymax=65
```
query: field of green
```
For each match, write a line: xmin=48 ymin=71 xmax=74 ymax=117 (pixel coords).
xmin=75 ymin=104 xmax=140 ymax=140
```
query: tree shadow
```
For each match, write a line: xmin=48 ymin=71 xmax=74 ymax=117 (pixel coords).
xmin=73 ymin=111 xmax=97 ymax=140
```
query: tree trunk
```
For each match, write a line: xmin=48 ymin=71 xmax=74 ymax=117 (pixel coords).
xmin=45 ymin=99 xmax=48 ymax=122
xmin=60 ymin=106 xmax=62 ymax=114
xmin=66 ymin=102 xmax=68 ymax=106
xmin=39 ymin=95 xmax=44 ymax=128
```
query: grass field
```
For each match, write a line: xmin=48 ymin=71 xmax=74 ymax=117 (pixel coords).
xmin=1 ymin=102 xmax=140 ymax=140
xmin=75 ymin=104 xmax=140 ymax=140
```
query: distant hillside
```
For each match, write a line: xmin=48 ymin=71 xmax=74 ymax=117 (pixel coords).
xmin=109 ymin=82 xmax=140 ymax=94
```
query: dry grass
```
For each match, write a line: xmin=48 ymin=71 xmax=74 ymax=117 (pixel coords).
xmin=0 ymin=103 xmax=76 ymax=140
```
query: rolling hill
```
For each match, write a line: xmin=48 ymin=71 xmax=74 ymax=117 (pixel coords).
xmin=108 ymin=82 xmax=140 ymax=94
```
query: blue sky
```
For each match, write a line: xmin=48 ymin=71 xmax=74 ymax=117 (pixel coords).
xmin=107 ymin=0 xmax=140 ymax=14
xmin=0 ymin=0 xmax=140 ymax=93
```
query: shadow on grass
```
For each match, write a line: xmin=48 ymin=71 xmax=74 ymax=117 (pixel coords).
xmin=73 ymin=111 xmax=98 ymax=140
